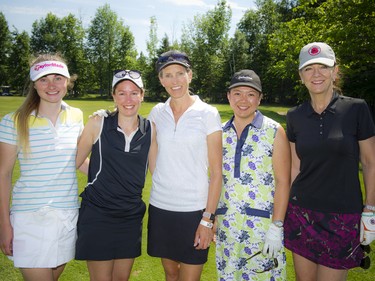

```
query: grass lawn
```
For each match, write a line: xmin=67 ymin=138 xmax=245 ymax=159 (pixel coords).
xmin=0 ymin=96 xmax=374 ymax=280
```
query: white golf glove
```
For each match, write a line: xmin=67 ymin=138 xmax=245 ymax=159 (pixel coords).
xmin=89 ymin=109 xmax=108 ymax=118
xmin=262 ymin=223 xmax=283 ymax=258
xmin=360 ymin=212 xmax=375 ymax=245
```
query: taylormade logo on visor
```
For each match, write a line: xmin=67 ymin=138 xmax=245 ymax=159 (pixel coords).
xmin=33 ymin=62 xmax=65 ymax=71
xmin=30 ymin=60 xmax=70 ymax=81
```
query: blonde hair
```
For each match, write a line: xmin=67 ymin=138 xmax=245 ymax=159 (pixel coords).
xmin=14 ymin=53 xmax=76 ymax=154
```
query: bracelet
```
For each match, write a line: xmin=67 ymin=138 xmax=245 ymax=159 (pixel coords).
xmin=364 ymin=204 xmax=375 ymax=211
xmin=200 ymin=219 xmax=213 ymax=229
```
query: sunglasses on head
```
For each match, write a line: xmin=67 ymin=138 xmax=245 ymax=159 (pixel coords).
xmin=114 ymin=70 xmax=141 ymax=79
xmin=244 ymin=251 xmax=278 ymax=273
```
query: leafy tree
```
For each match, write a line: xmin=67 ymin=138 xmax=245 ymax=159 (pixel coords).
xmin=30 ymin=13 xmax=89 ymax=96
xmin=267 ymin=17 xmax=309 ymax=103
xmin=0 ymin=12 xmax=12 ymax=87
xmin=58 ymin=14 xmax=88 ymax=96
xmin=267 ymin=0 xmax=375 ymax=114
xmin=181 ymin=0 xmax=232 ymax=102
xmin=267 ymin=0 xmax=329 ymax=103
xmin=30 ymin=13 xmax=62 ymax=54
xmin=322 ymin=0 xmax=375 ymax=115
xmin=146 ymin=16 xmax=158 ymax=64
xmin=8 ymin=31 xmax=30 ymax=94
xmin=86 ymin=4 xmax=137 ymax=97
xmin=226 ymin=30 xmax=250 ymax=78
xmin=144 ymin=33 xmax=172 ymax=101
xmin=238 ymin=0 xmax=283 ymax=103
xmin=141 ymin=16 xmax=162 ymax=101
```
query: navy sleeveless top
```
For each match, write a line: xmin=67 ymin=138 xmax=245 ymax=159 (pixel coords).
xmin=80 ymin=112 xmax=151 ymax=214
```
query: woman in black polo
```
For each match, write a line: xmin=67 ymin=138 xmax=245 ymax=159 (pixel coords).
xmin=284 ymin=42 xmax=375 ymax=280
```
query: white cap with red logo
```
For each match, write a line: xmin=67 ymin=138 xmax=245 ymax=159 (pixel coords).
xmin=299 ymin=42 xmax=336 ymax=70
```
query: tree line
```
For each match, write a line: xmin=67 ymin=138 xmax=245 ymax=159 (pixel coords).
xmin=0 ymin=0 xmax=374 ymax=115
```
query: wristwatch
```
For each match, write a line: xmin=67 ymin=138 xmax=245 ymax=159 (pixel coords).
xmin=272 ymin=220 xmax=284 ymax=227
xmin=203 ymin=211 xmax=215 ymax=222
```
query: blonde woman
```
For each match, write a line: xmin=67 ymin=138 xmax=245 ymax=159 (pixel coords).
xmin=285 ymin=42 xmax=375 ymax=281
xmin=147 ymin=50 xmax=223 ymax=281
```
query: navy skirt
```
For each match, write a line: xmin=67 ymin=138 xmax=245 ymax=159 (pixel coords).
xmin=147 ymin=204 xmax=209 ymax=264
xmin=75 ymin=201 xmax=146 ymax=260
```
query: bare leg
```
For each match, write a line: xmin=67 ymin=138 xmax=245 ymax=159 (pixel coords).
xmin=112 ymin=258 xmax=135 ymax=281
xmin=292 ymin=253 xmax=318 ymax=281
xmin=161 ymin=258 xmax=180 ymax=281
xmin=317 ymin=264 xmax=348 ymax=281
xmin=20 ymin=264 xmax=66 ymax=281
xmin=179 ymin=263 xmax=204 ymax=281
xmin=87 ymin=258 xmax=135 ymax=281
xmin=87 ymin=260 xmax=114 ymax=281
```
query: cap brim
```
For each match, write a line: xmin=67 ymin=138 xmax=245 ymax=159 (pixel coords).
xmin=299 ymin=58 xmax=335 ymax=70
xmin=31 ymin=69 xmax=70 ymax=82
xmin=112 ymin=77 xmax=143 ymax=89
xmin=30 ymin=61 xmax=70 ymax=81
xmin=228 ymin=82 xmax=262 ymax=93
xmin=158 ymin=61 xmax=190 ymax=72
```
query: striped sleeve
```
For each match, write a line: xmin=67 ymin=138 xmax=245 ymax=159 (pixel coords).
xmin=0 ymin=113 xmax=17 ymax=145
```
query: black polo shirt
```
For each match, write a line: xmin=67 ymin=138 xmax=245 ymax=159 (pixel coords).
xmin=286 ymin=92 xmax=375 ymax=213
xmin=81 ymin=112 xmax=151 ymax=214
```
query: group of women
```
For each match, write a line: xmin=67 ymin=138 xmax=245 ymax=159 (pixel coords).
xmin=0 ymin=42 xmax=374 ymax=281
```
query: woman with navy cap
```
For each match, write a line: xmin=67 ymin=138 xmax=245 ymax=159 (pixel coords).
xmin=147 ymin=50 xmax=223 ymax=281
xmin=0 ymin=53 xmax=83 ymax=280
xmin=75 ymin=69 xmax=155 ymax=280
xmin=284 ymin=42 xmax=375 ymax=280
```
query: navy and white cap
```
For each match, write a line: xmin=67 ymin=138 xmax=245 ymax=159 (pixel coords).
xmin=155 ymin=50 xmax=191 ymax=73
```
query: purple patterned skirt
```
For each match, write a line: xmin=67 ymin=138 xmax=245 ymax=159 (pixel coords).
xmin=284 ymin=202 xmax=363 ymax=269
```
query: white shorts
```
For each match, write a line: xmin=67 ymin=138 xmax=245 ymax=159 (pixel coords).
xmin=9 ymin=207 xmax=78 ymax=268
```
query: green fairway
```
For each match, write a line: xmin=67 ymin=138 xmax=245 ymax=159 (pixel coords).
xmin=0 ymin=96 xmax=373 ymax=280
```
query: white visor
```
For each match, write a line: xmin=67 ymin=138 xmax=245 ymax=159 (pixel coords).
xmin=30 ymin=61 xmax=70 ymax=81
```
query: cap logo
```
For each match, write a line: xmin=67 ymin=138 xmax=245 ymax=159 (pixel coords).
xmin=237 ymin=75 xmax=253 ymax=81
xmin=33 ymin=62 xmax=65 ymax=71
xmin=29 ymin=60 xmax=70 ymax=81
xmin=308 ymin=46 xmax=321 ymax=56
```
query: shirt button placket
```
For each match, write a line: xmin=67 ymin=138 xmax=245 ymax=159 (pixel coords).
xmin=319 ymin=112 xmax=325 ymax=137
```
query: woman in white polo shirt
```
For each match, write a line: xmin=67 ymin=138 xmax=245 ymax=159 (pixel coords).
xmin=0 ymin=53 xmax=84 ymax=280
xmin=147 ymin=50 xmax=223 ymax=281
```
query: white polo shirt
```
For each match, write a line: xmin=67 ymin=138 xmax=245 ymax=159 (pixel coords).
xmin=148 ymin=96 xmax=222 ymax=212
xmin=0 ymin=102 xmax=83 ymax=213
